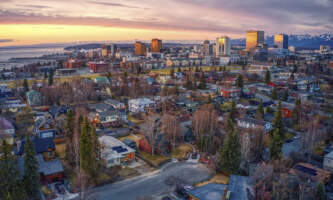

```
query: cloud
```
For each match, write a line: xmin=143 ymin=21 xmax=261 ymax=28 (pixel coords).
xmin=14 ymin=4 xmax=52 ymax=9
xmin=0 ymin=9 xmax=243 ymax=34
xmin=86 ymin=1 xmax=149 ymax=10
xmin=0 ymin=39 xmax=14 ymax=43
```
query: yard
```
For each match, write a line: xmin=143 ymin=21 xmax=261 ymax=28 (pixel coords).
xmin=55 ymin=143 xmax=66 ymax=159
xmin=170 ymin=144 xmax=193 ymax=160
xmin=139 ymin=151 xmax=171 ymax=167
xmin=195 ymin=173 xmax=229 ymax=187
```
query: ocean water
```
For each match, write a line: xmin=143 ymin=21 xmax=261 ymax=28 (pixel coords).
xmin=0 ymin=46 xmax=66 ymax=62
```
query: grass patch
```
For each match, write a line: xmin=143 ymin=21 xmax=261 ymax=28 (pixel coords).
xmin=55 ymin=143 xmax=66 ymax=159
xmin=127 ymin=114 xmax=144 ymax=124
xmin=140 ymin=151 xmax=170 ymax=167
xmin=118 ymin=167 xmax=138 ymax=178
xmin=170 ymin=144 xmax=193 ymax=160
xmin=195 ymin=173 xmax=229 ymax=187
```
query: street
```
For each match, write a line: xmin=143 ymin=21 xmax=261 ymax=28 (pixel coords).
xmin=84 ymin=161 xmax=213 ymax=200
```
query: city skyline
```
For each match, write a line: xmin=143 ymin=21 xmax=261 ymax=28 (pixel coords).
xmin=0 ymin=0 xmax=332 ymax=46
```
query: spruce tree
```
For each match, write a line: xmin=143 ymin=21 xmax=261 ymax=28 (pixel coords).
xmin=48 ymin=69 xmax=54 ymax=86
xmin=0 ymin=140 xmax=27 ymax=200
xmin=170 ymin=68 xmax=174 ymax=77
xmin=256 ymin=99 xmax=264 ymax=120
xmin=23 ymin=79 xmax=29 ymax=92
xmin=79 ymin=118 xmax=93 ymax=175
xmin=90 ymin=126 xmax=101 ymax=181
xmin=283 ymin=90 xmax=289 ymax=101
xmin=65 ymin=109 xmax=75 ymax=165
xmin=273 ymin=101 xmax=284 ymax=138
xmin=315 ymin=183 xmax=326 ymax=200
xmin=24 ymin=136 xmax=40 ymax=198
xmin=271 ymin=87 xmax=278 ymax=100
xmin=265 ymin=70 xmax=271 ymax=84
xmin=229 ymin=101 xmax=237 ymax=121
xmin=269 ymin=101 xmax=285 ymax=160
xmin=291 ymin=98 xmax=301 ymax=127
xmin=236 ymin=74 xmax=243 ymax=90
xmin=219 ymin=118 xmax=240 ymax=174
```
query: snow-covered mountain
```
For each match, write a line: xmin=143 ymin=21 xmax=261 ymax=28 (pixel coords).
xmin=231 ymin=33 xmax=333 ymax=48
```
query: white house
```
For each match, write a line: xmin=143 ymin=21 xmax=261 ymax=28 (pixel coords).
xmin=324 ymin=151 xmax=333 ymax=172
xmin=0 ymin=117 xmax=15 ymax=145
xmin=99 ymin=136 xmax=136 ymax=168
xmin=128 ymin=98 xmax=155 ymax=113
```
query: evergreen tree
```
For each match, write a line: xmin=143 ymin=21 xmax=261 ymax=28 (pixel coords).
xmin=265 ymin=70 xmax=271 ymax=84
xmin=44 ymin=71 xmax=48 ymax=79
xmin=269 ymin=129 xmax=282 ymax=160
xmin=177 ymin=67 xmax=182 ymax=73
xmin=256 ymin=99 xmax=264 ymax=120
xmin=0 ymin=140 xmax=27 ymax=200
xmin=283 ymin=90 xmax=289 ymax=101
xmin=90 ymin=126 xmax=101 ymax=182
xmin=106 ymin=72 xmax=112 ymax=80
xmin=219 ymin=66 xmax=222 ymax=71
xmin=219 ymin=119 xmax=240 ymax=174
xmin=229 ymin=101 xmax=237 ymax=121
xmin=291 ymin=98 xmax=301 ymax=128
xmin=236 ymin=74 xmax=243 ymax=90
xmin=271 ymin=87 xmax=278 ymax=100
xmin=48 ymin=69 xmax=54 ymax=86
xmin=24 ymin=136 xmax=40 ymax=198
xmin=290 ymin=72 xmax=295 ymax=80
xmin=65 ymin=110 xmax=75 ymax=165
xmin=315 ymin=183 xmax=326 ymax=200
xmin=269 ymin=101 xmax=285 ymax=160
xmin=23 ymin=79 xmax=29 ymax=92
xmin=79 ymin=118 xmax=92 ymax=175
xmin=198 ymin=72 xmax=206 ymax=89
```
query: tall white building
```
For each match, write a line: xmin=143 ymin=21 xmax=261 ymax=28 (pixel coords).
xmin=216 ymin=36 xmax=231 ymax=57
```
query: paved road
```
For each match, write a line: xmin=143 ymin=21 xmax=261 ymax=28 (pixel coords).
xmin=85 ymin=161 xmax=213 ymax=200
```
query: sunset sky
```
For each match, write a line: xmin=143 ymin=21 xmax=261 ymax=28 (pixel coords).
xmin=0 ymin=0 xmax=332 ymax=46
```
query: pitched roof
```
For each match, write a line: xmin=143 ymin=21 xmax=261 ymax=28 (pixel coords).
xmin=188 ymin=183 xmax=227 ymax=200
xmin=0 ymin=117 xmax=14 ymax=130
xmin=16 ymin=138 xmax=55 ymax=155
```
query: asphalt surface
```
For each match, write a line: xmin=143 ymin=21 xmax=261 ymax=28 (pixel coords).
xmin=85 ymin=161 xmax=213 ymax=200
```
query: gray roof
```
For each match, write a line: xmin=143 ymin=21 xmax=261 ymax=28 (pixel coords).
xmin=228 ymin=175 xmax=255 ymax=200
xmin=188 ymin=183 xmax=227 ymax=200
xmin=18 ymin=154 xmax=64 ymax=177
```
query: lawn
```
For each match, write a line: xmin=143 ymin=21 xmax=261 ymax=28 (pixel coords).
xmin=195 ymin=173 xmax=229 ymax=187
xmin=127 ymin=114 xmax=144 ymax=124
xmin=139 ymin=151 xmax=171 ymax=167
xmin=170 ymin=144 xmax=193 ymax=160
xmin=55 ymin=143 xmax=66 ymax=159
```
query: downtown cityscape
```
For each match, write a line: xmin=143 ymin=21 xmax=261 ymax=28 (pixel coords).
xmin=0 ymin=0 xmax=333 ymax=200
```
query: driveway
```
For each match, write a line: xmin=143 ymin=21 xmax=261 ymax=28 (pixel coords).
xmin=84 ymin=161 xmax=213 ymax=200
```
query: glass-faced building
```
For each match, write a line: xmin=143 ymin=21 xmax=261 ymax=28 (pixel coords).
xmin=274 ymin=34 xmax=289 ymax=49
xmin=246 ymin=30 xmax=264 ymax=50
xmin=216 ymin=36 xmax=231 ymax=57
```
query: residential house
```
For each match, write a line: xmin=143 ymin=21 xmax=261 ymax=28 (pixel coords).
xmin=26 ymin=90 xmax=42 ymax=106
xmin=139 ymin=133 xmax=170 ymax=155
xmin=324 ymin=151 xmax=333 ymax=172
xmin=236 ymin=118 xmax=272 ymax=132
xmin=16 ymin=137 xmax=56 ymax=161
xmin=220 ymin=87 xmax=241 ymax=99
xmin=290 ymin=163 xmax=331 ymax=183
xmin=105 ymin=99 xmax=125 ymax=109
xmin=99 ymin=136 xmax=136 ymax=168
xmin=18 ymin=154 xmax=64 ymax=183
xmin=187 ymin=183 xmax=227 ymax=200
xmin=128 ymin=98 xmax=155 ymax=113
xmin=0 ymin=117 xmax=15 ymax=145
xmin=226 ymin=175 xmax=255 ymax=200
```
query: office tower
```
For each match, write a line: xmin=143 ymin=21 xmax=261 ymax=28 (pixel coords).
xmin=151 ymin=38 xmax=162 ymax=53
xmin=102 ymin=44 xmax=116 ymax=57
xmin=246 ymin=30 xmax=264 ymax=50
xmin=202 ymin=40 xmax=211 ymax=56
xmin=216 ymin=36 xmax=231 ymax=57
xmin=135 ymin=41 xmax=146 ymax=56
xmin=274 ymin=34 xmax=288 ymax=49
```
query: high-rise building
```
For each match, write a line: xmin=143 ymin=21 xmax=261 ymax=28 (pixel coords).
xmin=102 ymin=44 xmax=116 ymax=57
xmin=274 ymin=34 xmax=288 ymax=49
xmin=151 ymin=38 xmax=162 ymax=53
xmin=216 ymin=36 xmax=231 ymax=57
xmin=246 ymin=30 xmax=264 ymax=50
xmin=134 ymin=41 xmax=146 ymax=56
xmin=202 ymin=40 xmax=212 ymax=56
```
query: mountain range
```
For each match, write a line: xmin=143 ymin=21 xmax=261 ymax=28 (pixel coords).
xmin=231 ymin=33 xmax=333 ymax=49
